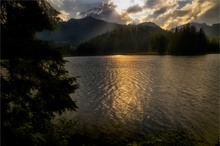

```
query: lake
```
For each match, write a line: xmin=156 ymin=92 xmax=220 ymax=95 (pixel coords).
xmin=64 ymin=54 xmax=219 ymax=145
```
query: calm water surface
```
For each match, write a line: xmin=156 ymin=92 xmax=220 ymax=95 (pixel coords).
xmin=64 ymin=55 xmax=219 ymax=145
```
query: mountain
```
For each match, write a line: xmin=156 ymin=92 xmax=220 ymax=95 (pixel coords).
xmin=170 ymin=22 xmax=220 ymax=38
xmin=37 ymin=17 xmax=163 ymax=44
xmin=37 ymin=16 xmax=122 ymax=44
xmin=37 ymin=17 xmax=165 ymax=55
xmin=139 ymin=22 xmax=160 ymax=28
xmin=75 ymin=22 xmax=219 ymax=56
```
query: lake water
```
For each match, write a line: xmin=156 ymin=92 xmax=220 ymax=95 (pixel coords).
xmin=64 ymin=54 xmax=219 ymax=145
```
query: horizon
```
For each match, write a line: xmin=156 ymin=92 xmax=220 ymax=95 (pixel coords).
xmin=47 ymin=0 xmax=219 ymax=30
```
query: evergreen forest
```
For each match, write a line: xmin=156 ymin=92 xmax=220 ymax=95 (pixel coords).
xmin=75 ymin=24 xmax=219 ymax=56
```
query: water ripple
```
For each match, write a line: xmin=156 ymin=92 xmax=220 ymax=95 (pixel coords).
xmin=64 ymin=55 xmax=219 ymax=146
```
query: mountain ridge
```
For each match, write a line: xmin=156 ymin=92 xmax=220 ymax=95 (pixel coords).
xmin=139 ymin=21 xmax=160 ymax=28
xmin=37 ymin=16 xmax=122 ymax=43
xmin=37 ymin=17 xmax=219 ymax=44
xmin=36 ymin=17 xmax=219 ymax=56
xmin=37 ymin=16 xmax=161 ymax=43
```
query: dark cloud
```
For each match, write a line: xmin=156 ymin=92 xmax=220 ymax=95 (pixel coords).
xmin=79 ymin=2 xmax=126 ymax=24
xmin=153 ymin=7 xmax=167 ymax=16
xmin=79 ymin=2 xmax=116 ymax=17
xmin=147 ymin=7 xmax=167 ymax=19
xmin=127 ymin=4 xmax=142 ymax=13
xmin=172 ymin=10 xmax=190 ymax=17
xmin=195 ymin=2 xmax=220 ymax=25
xmin=145 ymin=0 xmax=161 ymax=8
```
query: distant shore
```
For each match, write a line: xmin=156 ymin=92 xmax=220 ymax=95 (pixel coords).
xmin=64 ymin=51 xmax=220 ymax=57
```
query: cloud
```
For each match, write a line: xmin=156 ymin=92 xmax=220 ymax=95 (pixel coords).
xmin=77 ymin=1 xmax=112 ymax=19
xmin=47 ymin=0 xmax=219 ymax=29
xmin=79 ymin=7 xmax=103 ymax=17
xmin=60 ymin=0 xmax=76 ymax=12
xmin=58 ymin=10 xmax=70 ymax=21
xmin=46 ymin=0 xmax=65 ymax=8
xmin=195 ymin=2 xmax=219 ymax=25
xmin=142 ymin=0 xmax=219 ymax=29
xmin=152 ymin=7 xmax=167 ymax=17
xmin=127 ymin=4 xmax=143 ymax=13
xmin=172 ymin=10 xmax=190 ymax=17
xmin=47 ymin=0 xmax=109 ymax=20
xmin=145 ymin=0 xmax=161 ymax=8
xmin=78 ymin=1 xmax=128 ymax=24
xmin=168 ymin=0 xmax=219 ymax=28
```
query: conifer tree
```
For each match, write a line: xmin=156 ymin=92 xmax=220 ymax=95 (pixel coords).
xmin=1 ymin=1 xmax=78 ymax=145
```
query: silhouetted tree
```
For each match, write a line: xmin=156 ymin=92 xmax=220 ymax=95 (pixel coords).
xmin=75 ymin=23 xmax=212 ymax=56
xmin=197 ymin=28 xmax=208 ymax=53
xmin=75 ymin=25 xmax=166 ymax=55
xmin=151 ymin=35 xmax=168 ymax=54
xmin=169 ymin=24 xmax=208 ymax=55
xmin=208 ymin=37 xmax=220 ymax=53
xmin=1 ymin=0 xmax=78 ymax=145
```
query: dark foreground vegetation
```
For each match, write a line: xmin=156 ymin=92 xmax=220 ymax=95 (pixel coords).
xmin=39 ymin=118 xmax=200 ymax=146
xmin=69 ymin=130 xmax=197 ymax=146
xmin=1 ymin=1 xmax=78 ymax=145
xmin=75 ymin=24 xmax=219 ymax=56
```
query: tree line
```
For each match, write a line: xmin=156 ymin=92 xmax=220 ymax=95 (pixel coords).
xmin=75 ymin=25 xmax=167 ymax=55
xmin=75 ymin=24 xmax=219 ymax=55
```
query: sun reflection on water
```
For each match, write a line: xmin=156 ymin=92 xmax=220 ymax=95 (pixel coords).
xmin=63 ymin=55 xmax=219 ymax=146
xmin=105 ymin=56 xmax=146 ymax=124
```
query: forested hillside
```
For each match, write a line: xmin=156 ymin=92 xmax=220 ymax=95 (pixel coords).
xmin=75 ymin=25 xmax=167 ymax=55
xmin=75 ymin=24 xmax=219 ymax=55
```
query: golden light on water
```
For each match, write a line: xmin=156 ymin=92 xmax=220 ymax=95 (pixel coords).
xmin=107 ymin=56 xmax=145 ymax=122
xmin=62 ymin=55 xmax=219 ymax=145
xmin=114 ymin=55 xmax=123 ymax=57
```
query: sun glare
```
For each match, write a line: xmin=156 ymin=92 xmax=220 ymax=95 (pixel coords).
xmin=114 ymin=55 xmax=123 ymax=57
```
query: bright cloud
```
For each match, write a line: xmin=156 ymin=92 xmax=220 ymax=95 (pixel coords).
xmin=117 ymin=0 xmax=219 ymax=29
xmin=58 ymin=10 xmax=70 ymax=21
xmin=156 ymin=0 xmax=219 ymax=29
xmin=110 ymin=0 xmax=145 ymax=14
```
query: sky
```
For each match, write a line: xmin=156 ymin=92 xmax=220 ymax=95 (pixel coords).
xmin=47 ymin=0 xmax=219 ymax=30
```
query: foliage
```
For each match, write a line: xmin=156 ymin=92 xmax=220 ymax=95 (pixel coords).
xmin=75 ymin=25 xmax=167 ymax=55
xmin=1 ymin=0 xmax=78 ymax=145
xmin=49 ymin=121 xmax=199 ymax=146
xmin=75 ymin=23 xmax=217 ymax=55
xmin=207 ymin=37 xmax=220 ymax=53
xmin=130 ymin=130 xmax=198 ymax=146
xmin=47 ymin=119 xmax=199 ymax=146
xmin=168 ymin=24 xmax=208 ymax=55
xmin=151 ymin=35 xmax=168 ymax=55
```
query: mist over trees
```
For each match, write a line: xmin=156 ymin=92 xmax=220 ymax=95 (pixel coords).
xmin=1 ymin=0 xmax=78 ymax=145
